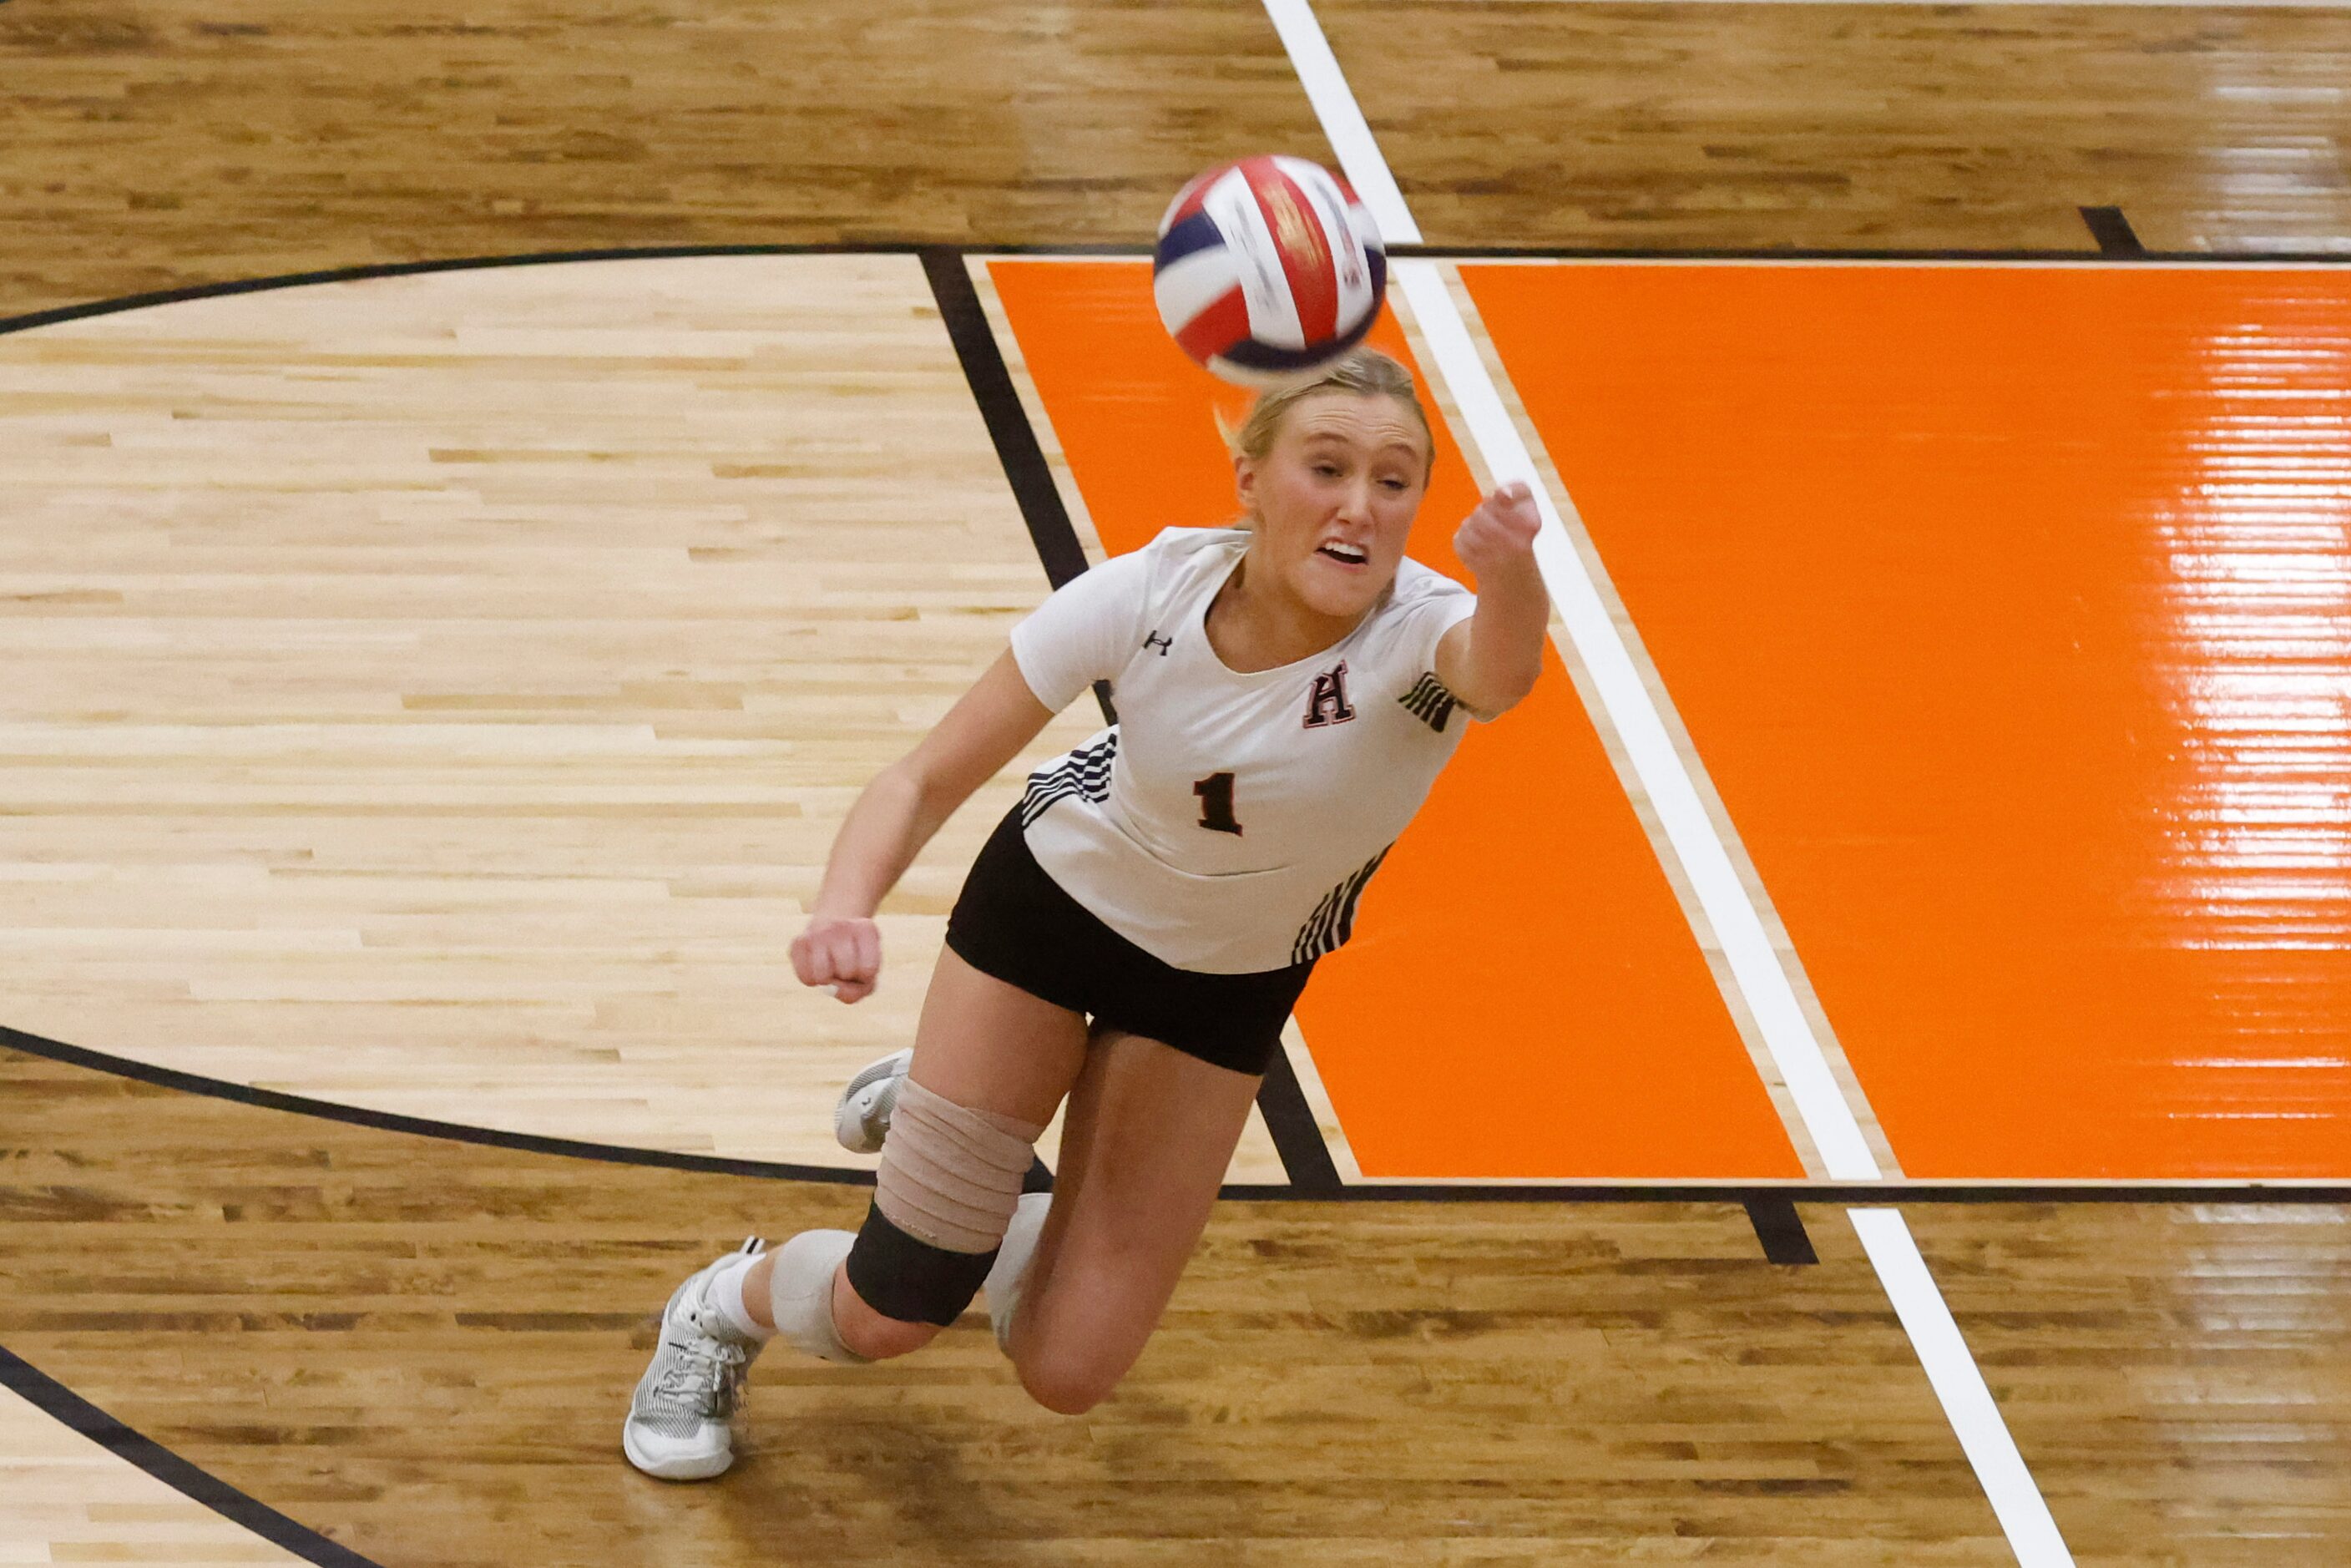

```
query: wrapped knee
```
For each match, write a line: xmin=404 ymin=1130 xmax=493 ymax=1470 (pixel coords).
xmin=766 ymin=1227 xmax=867 ymax=1366
xmin=843 ymin=1080 xmax=1042 ymax=1328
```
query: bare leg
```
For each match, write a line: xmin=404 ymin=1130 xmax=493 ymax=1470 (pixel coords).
xmin=742 ymin=944 xmax=1090 ymax=1357
xmin=1003 ymin=1029 xmax=1261 ymax=1414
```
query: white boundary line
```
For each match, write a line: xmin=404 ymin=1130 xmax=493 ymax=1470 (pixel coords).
xmin=1267 ymin=3 xmax=2075 ymax=1562
xmin=1268 ymin=0 xmax=1873 ymax=1177
xmin=1852 ymin=1211 xmax=2075 ymax=1564
xmin=1407 ymin=269 xmax=2062 ymax=1568
xmin=1260 ymin=0 xmax=1421 ymax=245
xmin=1395 ymin=260 xmax=1880 ymax=1181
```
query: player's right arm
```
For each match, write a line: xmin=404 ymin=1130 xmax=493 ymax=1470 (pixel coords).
xmin=792 ymin=650 xmax=1056 ymax=1003
xmin=795 ymin=544 xmax=1151 ymax=1003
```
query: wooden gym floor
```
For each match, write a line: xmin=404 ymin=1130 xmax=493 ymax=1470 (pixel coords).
xmin=3 ymin=3 xmax=2348 ymax=1565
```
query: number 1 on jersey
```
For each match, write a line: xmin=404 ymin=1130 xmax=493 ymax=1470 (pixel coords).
xmin=1192 ymin=771 xmax=1243 ymax=835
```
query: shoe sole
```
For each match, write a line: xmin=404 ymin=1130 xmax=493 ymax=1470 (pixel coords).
xmin=622 ymin=1422 xmax=732 ymax=1481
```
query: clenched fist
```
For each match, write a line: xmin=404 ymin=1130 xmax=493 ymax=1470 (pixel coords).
xmin=1453 ymin=480 xmax=1542 ymax=579
xmin=791 ymin=913 xmax=882 ymax=1004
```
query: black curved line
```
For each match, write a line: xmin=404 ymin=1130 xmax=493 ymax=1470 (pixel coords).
xmin=0 ymin=1343 xmax=386 ymax=1568
xmin=12 ymin=1025 xmax=2347 ymax=1204
xmin=6 ymin=245 xmax=2348 ymax=1207
xmin=6 ymin=240 xmax=2343 ymax=343
xmin=0 ymin=242 xmax=921 ymax=341
xmin=0 ymin=1026 xmax=872 ymax=1187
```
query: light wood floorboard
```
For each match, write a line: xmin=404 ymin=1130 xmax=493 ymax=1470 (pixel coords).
xmin=0 ymin=1375 xmax=304 ymax=1567
xmin=0 ymin=252 xmax=1287 ymax=1179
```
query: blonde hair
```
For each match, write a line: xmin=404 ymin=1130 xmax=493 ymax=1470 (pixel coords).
xmin=1222 ymin=347 xmax=1436 ymax=483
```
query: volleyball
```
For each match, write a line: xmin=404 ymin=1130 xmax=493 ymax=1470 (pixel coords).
xmin=1152 ymin=155 xmax=1388 ymax=385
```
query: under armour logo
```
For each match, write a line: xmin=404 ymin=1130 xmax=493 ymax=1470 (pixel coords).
xmin=1302 ymin=661 xmax=1356 ymax=728
xmin=1143 ymin=632 xmax=1174 ymax=656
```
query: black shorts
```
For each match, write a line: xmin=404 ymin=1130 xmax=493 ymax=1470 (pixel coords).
xmin=943 ymin=808 xmax=1315 ymax=1077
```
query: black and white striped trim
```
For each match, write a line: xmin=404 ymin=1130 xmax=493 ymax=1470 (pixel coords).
xmin=1292 ymin=845 xmax=1392 ymax=965
xmin=1019 ymin=731 xmax=1119 ymax=827
xmin=1398 ymin=671 xmax=1459 ymax=733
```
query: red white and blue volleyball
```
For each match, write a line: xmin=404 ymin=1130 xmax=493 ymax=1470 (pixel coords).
xmin=1153 ymin=155 xmax=1388 ymax=386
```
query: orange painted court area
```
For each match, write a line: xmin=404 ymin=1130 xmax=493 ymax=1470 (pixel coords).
xmin=1468 ymin=261 xmax=2351 ymax=1181
xmin=988 ymin=259 xmax=1801 ymax=1181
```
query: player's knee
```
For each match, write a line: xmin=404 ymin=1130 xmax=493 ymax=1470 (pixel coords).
xmin=834 ymin=1302 xmax=940 ymax=1362
xmin=841 ymin=1079 xmax=1044 ymax=1336
xmin=1014 ymin=1343 xmax=1127 ymax=1416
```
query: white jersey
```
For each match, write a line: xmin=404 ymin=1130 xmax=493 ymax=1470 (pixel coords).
xmin=1008 ymin=527 xmax=1478 ymax=974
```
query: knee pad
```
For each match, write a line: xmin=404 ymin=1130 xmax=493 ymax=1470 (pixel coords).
xmin=766 ymin=1227 xmax=867 ymax=1366
xmin=844 ymin=1080 xmax=1043 ymax=1328
xmin=983 ymin=1190 xmax=1054 ymax=1356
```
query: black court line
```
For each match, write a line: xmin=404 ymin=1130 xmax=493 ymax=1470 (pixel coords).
xmin=921 ymin=249 xmax=1092 ymax=591
xmin=923 ymin=247 xmax=1340 ymax=1193
xmin=0 ymin=244 xmax=931 ymax=341
xmin=1251 ymin=1055 xmax=1345 ymax=1194
xmin=10 ymin=243 xmax=2351 ymax=1208
xmin=0 ymin=1026 xmax=872 ymax=1187
xmin=2080 ymin=207 xmax=2147 ymax=257
xmin=7 ymin=239 xmax=2346 ymax=343
xmin=1744 ymin=1197 xmax=1820 ymax=1266
xmin=919 ymin=249 xmax=1121 ymax=725
xmin=0 ymin=1343 xmax=387 ymax=1568
xmin=11 ymin=1029 xmax=2348 ymax=1206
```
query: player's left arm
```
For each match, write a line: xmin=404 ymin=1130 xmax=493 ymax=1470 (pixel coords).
xmin=1435 ymin=480 xmax=1549 ymax=718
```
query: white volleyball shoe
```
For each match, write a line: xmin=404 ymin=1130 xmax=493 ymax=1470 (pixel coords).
xmin=836 ymin=1047 xmax=1056 ymax=1188
xmin=621 ymin=1239 xmax=766 ymax=1481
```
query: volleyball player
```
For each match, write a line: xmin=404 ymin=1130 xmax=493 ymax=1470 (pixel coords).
xmin=624 ymin=348 xmax=1548 ymax=1479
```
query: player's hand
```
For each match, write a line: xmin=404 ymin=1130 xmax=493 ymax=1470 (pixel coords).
xmin=791 ymin=913 xmax=882 ymax=1004
xmin=1453 ymin=481 xmax=1542 ymax=579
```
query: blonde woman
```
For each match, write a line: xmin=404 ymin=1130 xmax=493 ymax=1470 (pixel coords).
xmin=625 ymin=347 xmax=1549 ymax=1479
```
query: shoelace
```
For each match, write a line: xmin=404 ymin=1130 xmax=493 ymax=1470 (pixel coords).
xmin=649 ymin=1333 xmax=750 ymax=1418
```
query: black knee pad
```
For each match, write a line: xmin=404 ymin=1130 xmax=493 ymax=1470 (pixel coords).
xmin=843 ymin=1200 xmax=999 ymax=1328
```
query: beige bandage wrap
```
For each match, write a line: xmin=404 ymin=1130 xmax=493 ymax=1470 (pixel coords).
xmin=876 ymin=1080 xmax=1044 ymax=1254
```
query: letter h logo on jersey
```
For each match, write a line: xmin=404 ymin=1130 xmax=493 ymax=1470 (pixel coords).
xmin=1302 ymin=660 xmax=1356 ymax=728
